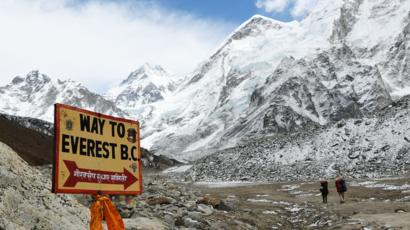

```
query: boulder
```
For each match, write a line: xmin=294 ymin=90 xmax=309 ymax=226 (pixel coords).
xmin=146 ymin=197 xmax=172 ymax=206
xmin=197 ymin=204 xmax=214 ymax=215
xmin=124 ymin=217 xmax=167 ymax=230
xmin=197 ymin=195 xmax=231 ymax=211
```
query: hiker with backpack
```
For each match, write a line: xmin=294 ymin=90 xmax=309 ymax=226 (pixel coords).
xmin=319 ymin=181 xmax=329 ymax=203
xmin=335 ymin=176 xmax=347 ymax=203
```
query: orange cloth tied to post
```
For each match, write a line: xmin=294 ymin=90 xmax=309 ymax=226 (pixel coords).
xmin=90 ymin=195 xmax=125 ymax=230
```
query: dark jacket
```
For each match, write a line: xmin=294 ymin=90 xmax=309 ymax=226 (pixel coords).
xmin=320 ymin=181 xmax=329 ymax=195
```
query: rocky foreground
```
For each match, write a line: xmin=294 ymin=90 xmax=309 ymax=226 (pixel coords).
xmin=1 ymin=139 xmax=409 ymax=229
xmin=110 ymin=170 xmax=410 ymax=230
xmin=0 ymin=142 xmax=88 ymax=229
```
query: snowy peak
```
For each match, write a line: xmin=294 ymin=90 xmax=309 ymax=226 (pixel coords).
xmin=230 ymin=14 xmax=286 ymax=40
xmin=106 ymin=64 xmax=176 ymax=110
xmin=121 ymin=63 xmax=169 ymax=85
xmin=16 ymin=70 xmax=51 ymax=84
xmin=9 ymin=70 xmax=52 ymax=92
xmin=141 ymin=0 xmax=410 ymax=159
xmin=0 ymin=71 xmax=127 ymax=122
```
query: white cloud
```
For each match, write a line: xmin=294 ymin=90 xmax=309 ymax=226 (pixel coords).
xmin=256 ymin=0 xmax=318 ymax=18
xmin=291 ymin=0 xmax=318 ymax=17
xmin=0 ymin=0 xmax=234 ymax=92
xmin=255 ymin=0 xmax=290 ymax=13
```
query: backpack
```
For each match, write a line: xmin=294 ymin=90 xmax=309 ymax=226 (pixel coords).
xmin=341 ymin=179 xmax=347 ymax=192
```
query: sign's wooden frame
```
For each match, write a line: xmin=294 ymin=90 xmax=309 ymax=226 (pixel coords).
xmin=52 ymin=103 xmax=143 ymax=195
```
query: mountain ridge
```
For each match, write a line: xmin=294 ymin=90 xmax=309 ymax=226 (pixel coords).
xmin=141 ymin=0 xmax=410 ymax=159
xmin=1 ymin=0 xmax=410 ymax=161
xmin=0 ymin=70 xmax=127 ymax=122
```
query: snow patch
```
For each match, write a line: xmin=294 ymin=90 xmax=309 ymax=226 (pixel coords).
xmin=162 ymin=165 xmax=193 ymax=174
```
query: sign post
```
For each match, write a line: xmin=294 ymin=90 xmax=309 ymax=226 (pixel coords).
xmin=52 ymin=103 xmax=142 ymax=229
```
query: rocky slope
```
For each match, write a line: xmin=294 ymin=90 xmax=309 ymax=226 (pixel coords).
xmin=0 ymin=70 xmax=127 ymax=122
xmin=0 ymin=141 xmax=88 ymax=229
xmin=0 ymin=113 xmax=53 ymax=136
xmin=142 ymin=0 xmax=410 ymax=160
xmin=0 ymin=114 xmax=53 ymax=165
xmin=189 ymin=95 xmax=410 ymax=182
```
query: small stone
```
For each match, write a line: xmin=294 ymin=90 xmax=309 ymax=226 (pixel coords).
xmin=187 ymin=211 xmax=203 ymax=221
xmin=163 ymin=214 xmax=175 ymax=226
xmin=146 ymin=196 xmax=172 ymax=206
xmin=354 ymin=119 xmax=362 ymax=125
xmin=197 ymin=204 xmax=213 ymax=215
xmin=197 ymin=195 xmax=223 ymax=209
xmin=183 ymin=217 xmax=200 ymax=228
xmin=394 ymin=209 xmax=406 ymax=213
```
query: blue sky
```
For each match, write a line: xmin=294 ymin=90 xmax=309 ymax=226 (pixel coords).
xmin=152 ymin=0 xmax=295 ymax=24
xmin=0 ymin=0 xmax=312 ymax=92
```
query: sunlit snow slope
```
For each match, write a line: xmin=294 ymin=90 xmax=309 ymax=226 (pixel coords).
xmin=1 ymin=0 xmax=410 ymax=161
xmin=142 ymin=0 xmax=410 ymax=159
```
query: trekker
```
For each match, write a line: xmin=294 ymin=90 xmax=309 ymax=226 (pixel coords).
xmin=319 ymin=181 xmax=329 ymax=203
xmin=335 ymin=176 xmax=347 ymax=203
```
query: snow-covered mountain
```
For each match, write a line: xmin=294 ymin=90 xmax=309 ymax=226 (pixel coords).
xmin=0 ymin=70 xmax=127 ymax=122
xmin=103 ymin=63 xmax=177 ymax=128
xmin=142 ymin=0 xmax=410 ymax=159
xmin=106 ymin=63 xmax=176 ymax=111
xmin=1 ymin=0 xmax=409 ymax=162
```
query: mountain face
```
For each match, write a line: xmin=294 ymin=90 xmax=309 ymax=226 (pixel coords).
xmin=0 ymin=70 xmax=127 ymax=122
xmin=106 ymin=64 xmax=176 ymax=112
xmin=190 ymin=95 xmax=410 ymax=182
xmin=1 ymin=0 xmax=409 ymax=163
xmin=142 ymin=0 xmax=410 ymax=160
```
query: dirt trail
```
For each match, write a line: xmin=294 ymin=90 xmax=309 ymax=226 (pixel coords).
xmin=193 ymin=177 xmax=410 ymax=229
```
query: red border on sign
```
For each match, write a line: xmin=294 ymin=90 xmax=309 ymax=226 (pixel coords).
xmin=52 ymin=103 xmax=143 ymax=195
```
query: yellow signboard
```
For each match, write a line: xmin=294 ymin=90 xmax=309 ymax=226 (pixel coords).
xmin=52 ymin=104 xmax=142 ymax=195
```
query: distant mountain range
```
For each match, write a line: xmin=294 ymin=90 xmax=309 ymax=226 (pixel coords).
xmin=105 ymin=63 xmax=176 ymax=112
xmin=0 ymin=70 xmax=126 ymax=122
xmin=1 ymin=0 xmax=410 ymax=161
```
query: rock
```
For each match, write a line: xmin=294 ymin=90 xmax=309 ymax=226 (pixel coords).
xmin=183 ymin=201 xmax=197 ymax=210
xmin=394 ymin=209 xmax=407 ymax=213
xmin=163 ymin=214 xmax=175 ymax=226
xmin=209 ymin=221 xmax=230 ymax=230
xmin=183 ymin=217 xmax=201 ymax=228
xmin=354 ymin=119 xmax=363 ymax=125
xmin=348 ymin=150 xmax=360 ymax=159
xmin=187 ymin=211 xmax=203 ymax=221
xmin=223 ymin=197 xmax=239 ymax=211
xmin=337 ymin=121 xmax=346 ymax=128
xmin=0 ymin=142 xmax=88 ymax=230
xmin=197 ymin=204 xmax=214 ymax=215
xmin=381 ymin=145 xmax=390 ymax=152
xmin=168 ymin=190 xmax=181 ymax=198
xmin=146 ymin=197 xmax=172 ymax=206
xmin=175 ymin=216 xmax=185 ymax=227
xmin=124 ymin=217 xmax=167 ymax=230
xmin=344 ymin=128 xmax=351 ymax=136
xmin=197 ymin=195 xmax=225 ymax=209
